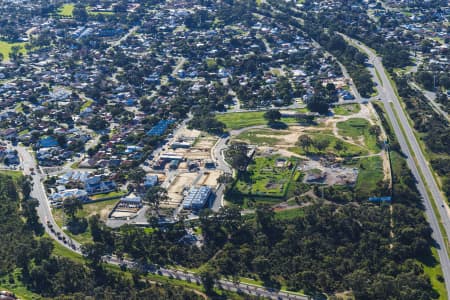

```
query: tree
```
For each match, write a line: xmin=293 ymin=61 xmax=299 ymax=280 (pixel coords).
xmin=334 ymin=140 xmax=344 ymax=151
xmin=226 ymin=142 xmax=249 ymax=172
xmin=10 ymin=46 xmax=21 ymax=61
xmin=144 ymin=186 xmax=168 ymax=213
xmin=81 ymin=242 xmax=106 ymax=267
xmin=217 ymin=173 xmax=233 ymax=185
xmin=88 ymin=116 xmax=108 ymax=131
xmin=263 ymin=109 xmax=281 ymax=123
xmin=217 ymin=207 xmax=242 ymax=233
xmin=63 ymin=197 xmax=83 ymax=221
xmin=57 ymin=134 xmax=67 ymax=148
xmin=22 ymin=198 xmax=43 ymax=235
xmin=199 ymin=265 xmax=219 ymax=294
xmin=128 ymin=167 xmax=146 ymax=184
xmin=297 ymin=135 xmax=313 ymax=152
xmin=73 ymin=5 xmax=88 ymax=22
xmin=314 ymin=139 xmax=330 ymax=152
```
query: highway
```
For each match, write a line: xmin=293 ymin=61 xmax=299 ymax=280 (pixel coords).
xmin=12 ymin=144 xmax=309 ymax=300
xmin=342 ymin=36 xmax=450 ymax=297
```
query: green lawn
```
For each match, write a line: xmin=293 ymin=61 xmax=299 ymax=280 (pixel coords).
xmin=375 ymin=68 xmax=383 ymax=86
xmin=58 ymin=3 xmax=75 ymax=17
xmin=216 ymin=111 xmax=300 ymax=130
xmin=355 ymin=156 xmax=384 ymax=200
xmin=42 ymin=233 xmax=85 ymax=264
xmin=0 ymin=269 xmax=42 ymax=300
xmin=235 ymin=156 xmax=299 ymax=197
xmin=80 ymin=99 xmax=94 ymax=111
xmin=19 ymin=129 xmax=29 ymax=136
xmin=235 ymin=130 xmax=282 ymax=146
xmin=52 ymin=199 xmax=119 ymax=244
xmin=274 ymin=207 xmax=305 ymax=220
xmin=0 ymin=170 xmax=24 ymax=180
xmin=418 ymin=246 xmax=447 ymax=300
xmin=234 ymin=128 xmax=292 ymax=146
xmin=90 ymin=190 xmax=126 ymax=200
xmin=289 ymin=133 xmax=368 ymax=157
xmin=337 ymin=118 xmax=380 ymax=153
xmin=0 ymin=41 xmax=26 ymax=61
xmin=333 ymin=104 xmax=361 ymax=116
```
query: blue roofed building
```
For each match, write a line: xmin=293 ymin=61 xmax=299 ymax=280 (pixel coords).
xmin=144 ymin=175 xmax=158 ymax=188
xmin=146 ymin=119 xmax=175 ymax=136
xmin=39 ymin=136 xmax=59 ymax=148
xmin=182 ymin=186 xmax=212 ymax=211
xmin=368 ymin=196 xmax=392 ymax=203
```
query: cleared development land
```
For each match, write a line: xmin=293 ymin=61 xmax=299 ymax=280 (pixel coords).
xmin=226 ymin=104 xmax=389 ymax=208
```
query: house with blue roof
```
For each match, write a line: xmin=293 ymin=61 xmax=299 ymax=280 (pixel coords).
xmin=39 ymin=136 xmax=59 ymax=148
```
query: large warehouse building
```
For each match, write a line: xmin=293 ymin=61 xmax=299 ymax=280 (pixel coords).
xmin=182 ymin=186 xmax=212 ymax=211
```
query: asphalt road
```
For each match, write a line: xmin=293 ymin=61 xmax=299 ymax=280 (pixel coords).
xmin=343 ymin=36 xmax=450 ymax=297
xmin=409 ymin=81 xmax=448 ymax=121
xmin=16 ymin=146 xmax=82 ymax=253
xmin=13 ymin=144 xmax=309 ymax=300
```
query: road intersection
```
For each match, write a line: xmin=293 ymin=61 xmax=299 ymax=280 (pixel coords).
xmin=13 ymin=143 xmax=310 ymax=300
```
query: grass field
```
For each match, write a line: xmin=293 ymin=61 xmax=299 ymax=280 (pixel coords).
xmin=216 ymin=111 xmax=299 ymax=130
xmin=288 ymin=133 xmax=368 ymax=157
xmin=53 ymin=199 xmax=119 ymax=244
xmin=274 ymin=207 xmax=305 ymax=220
xmin=419 ymin=246 xmax=447 ymax=300
xmin=235 ymin=129 xmax=283 ymax=146
xmin=81 ymin=99 xmax=94 ymax=111
xmin=0 ymin=269 xmax=42 ymax=300
xmin=333 ymin=104 xmax=361 ymax=116
xmin=235 ymin=156 xmax=299 ymax=197
xmin=0 ymin=170 xmax=23 ymax=180
xmin=337 ymin=118 xmax=380 ymax=153
xmin=90 ymin=190 xmax=126 ymax=200
xmin=0 ymin=41 xmax=26 ymax=61
xmin=58 ymin=3 xmax=75 ymax=17
xmin=354 ymin=156 xmax=384 ymax=199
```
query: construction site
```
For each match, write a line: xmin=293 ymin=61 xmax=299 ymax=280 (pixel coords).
xmin=145 ymin=127 xmax=222 ymax=212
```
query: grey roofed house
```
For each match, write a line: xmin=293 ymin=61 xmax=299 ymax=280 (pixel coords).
xmin=120 ymin=194 xmax=142 ymax=206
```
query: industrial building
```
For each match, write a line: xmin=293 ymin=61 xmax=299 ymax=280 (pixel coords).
xmin=182 ymin=186 xmax=212 ymax=211
xmin=144 ymin=175 xmax=158 ymax=188
xmin=146 ymin=119 xmax=175 ymax=136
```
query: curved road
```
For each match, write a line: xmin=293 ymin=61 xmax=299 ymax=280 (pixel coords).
xmin=342 ymin=35 xmax=450 ymax=297
xmin=14 ymin=145 xmax=309 ymax=300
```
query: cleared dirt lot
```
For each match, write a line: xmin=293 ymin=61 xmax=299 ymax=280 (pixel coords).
xmin=164 ymin=172 xmax=199 ymax=208
xmin=197 ymin=170 xmax=223 ymax=186
xmin=184 ymin=134 xmax=217 ymax=160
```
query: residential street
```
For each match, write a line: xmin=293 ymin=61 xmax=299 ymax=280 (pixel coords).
xmin=12 ymin=143 xmax=310 ymax=300
xmin=16 ymin=145 xmax=82 ymax=253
